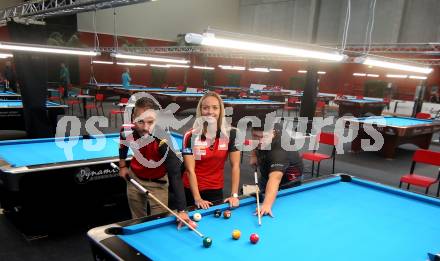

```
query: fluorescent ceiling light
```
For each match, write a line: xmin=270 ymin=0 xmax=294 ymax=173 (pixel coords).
xmin=151 ymin=64 xmax=170 ymax=68
xmin=112 ymin=53 xmax=189 ymax=64
xmin=167 ymin=64 xmax=190 ymax=68
xmin=362 ymin=58 xmax=432 ymax=74
xmin=116 ymin=62 xmax=147 ymax=66
xmin=298 ymin=70 xmax=307 ymax=74
xmin=219 ymin=65 xmax=245 ymax=71
xmin=0 ymin=53 xmax=13 ymax=59
xmin=386 ymin=74 xmax=407 ymax=78
xmin=367 ymin=74 xmax=379 ymax=78
xmin=409 ymin=75 xmax=427 ymax=80
xmin=0 ymin=42 xmax=99 ymax=56
xmin=185 ymin=33 xmax=345 ymax=62
xmin=317 ymin=71 xmax=326 ymax=75
xmin=353 ymin=73 xmax=366 ymax=77
xmin=249 ymin=67 xmax=270 ymax=72
xmin=269 ymin=68 xmax=283 ymax=72
xmin=193 ymin=65 xmax=215 ymax=70
xmin=92 ymin=60 xmax=113 ymax=64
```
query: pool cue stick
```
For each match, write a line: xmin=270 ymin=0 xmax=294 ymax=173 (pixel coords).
xmin=110 ymin=163 xmax=205 ymax=238
xmin=254 ymin=167 xmax=262 ymax=226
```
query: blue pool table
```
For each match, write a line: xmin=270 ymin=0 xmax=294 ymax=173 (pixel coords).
xmin=345 ymin=116 xmax=440 ymax=158
xmin=88 ymin=174 xmax=440 ymax=261
xmin=335 ymin=98 xmax=388 ymax=117
xmin=207 ymin=85 xmax=244 ymax=97
xmin=0 ymin=91 xmax=21 ymax=100
xmin=153 ymin=92 xmax=212 ymax=112
xmin=0 ymin=132 xmax=183 ymax=236
xmin=223 ymin=98 xmax=285 ymax=125
xmin=0 ymin=100 xmax=66 ymax=131
xmin=113 ymin=86 xmax=179 ymax=97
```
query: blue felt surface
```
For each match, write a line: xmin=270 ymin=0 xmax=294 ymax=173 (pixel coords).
xmin=0 ymin=133 xmax=183 ymax=167
xmin=0 ymin=100 xmax=63 ymax=108
xmin=118 ymin=177 xmax=440 ymax=261
xmin=0 ymin=91 xmax=17 ymax=95
xmin=355 ymin=116 xmax=432 ymax=126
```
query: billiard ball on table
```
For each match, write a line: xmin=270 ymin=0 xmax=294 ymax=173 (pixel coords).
xmin=203 ymin=237 xmax=212 ymax=248
xmin=250 ymin=233 xmax=259 ymax=244
xmin=193 ymin=212 xmax=202 ymax=222
xmin=214 ymin=209 xmax=222 ymax=218
xmin=223 ymin=210 xmax=231 ymax=219
xmin=232 ymin=229 xmax=241 ymax=240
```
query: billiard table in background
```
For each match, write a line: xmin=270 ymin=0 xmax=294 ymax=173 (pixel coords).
xmin=0 ymin=91 xmax=21 ymax=100
xmin=113 ymin=86 xmax=180 ymax=97
xmin=223 ymin=98 xmax=285 ymax=125
xmin=207 ymin=85 xmax=244 ymax=97
xmin=345 ymin=116 xmax=440 ymax=158
xmin=87 ymin=174 xmax=440 ymax=261
xmin=0 ymin=100 xmax=66 ymax=132
xmin=0 ymin=132 xmax=183 ymax=236
xmin=153 ymin=92 xmax=211 ymax=112
xmin=335 ymin=98 xmax=388 ymax=117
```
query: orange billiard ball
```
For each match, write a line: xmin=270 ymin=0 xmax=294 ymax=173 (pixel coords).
xmin=223 ymin=210 xmax=231 ymax=219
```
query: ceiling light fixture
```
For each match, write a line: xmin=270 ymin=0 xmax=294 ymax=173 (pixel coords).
xmin=0 ymin=42 xmax=99 ymax=56
xmin=111 ymin=53 xmax=189 ymax=64
xmin=362 ymin=58 xmax=432 ymax=74
xmin=185 ymin=33 xmax=345 ymax=62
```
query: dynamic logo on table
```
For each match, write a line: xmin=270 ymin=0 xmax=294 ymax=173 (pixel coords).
xmin=75 ymin=167 xmax=119 ymax=184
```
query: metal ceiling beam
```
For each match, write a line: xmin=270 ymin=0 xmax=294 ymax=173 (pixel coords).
xmin=0 ymin=0 xmax=151 ymax=22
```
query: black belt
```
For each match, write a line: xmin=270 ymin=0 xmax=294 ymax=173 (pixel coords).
xmin=137 ymin=177 xmax=167 ymax=184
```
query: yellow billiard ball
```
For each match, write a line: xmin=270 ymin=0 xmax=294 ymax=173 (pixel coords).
xmin=232 ymin=229 xmax=241 ymax=240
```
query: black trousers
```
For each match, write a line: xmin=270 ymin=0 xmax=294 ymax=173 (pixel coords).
xmin=184 ymin=188 xmax=223 ymax=208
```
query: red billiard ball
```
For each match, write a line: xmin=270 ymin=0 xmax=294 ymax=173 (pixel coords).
xmin=223 ymin=210 xmax=231 ymax=219
xmin=250 ymin=233 xmax=259 ymax=244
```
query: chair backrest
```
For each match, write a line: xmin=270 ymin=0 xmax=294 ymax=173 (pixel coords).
xmin=356 ymin=95 xmax=364 ymax=99
xmin=316 ymin=101 xmax=326 ymax=108
xmin=415 ymin=112 xmax=431 ymax=119
xmin=176 ymin=85 xmax=185 ymax=91
xmin=287 ymin=97 xmax=299 ymax=103
xmin=96 ymin=94 xmax=105 ymax=101
xmin=413 ymin=149 xmax=440 ymax=166
xmin=120 ymin=98 xmax=129 ymax=103
xmin=260 ymin=94 xmax=269 ymax=100
xmin=318 ymin=132 xmax=338 ymax=146
xmin=214 ymin=89 xmax=223 ymax=94
xmin=57 ymin=87 xmax=65 ymax=96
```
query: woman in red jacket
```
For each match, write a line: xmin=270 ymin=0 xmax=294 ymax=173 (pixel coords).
xmin=182 ymin=92 xmax=241 ymax=209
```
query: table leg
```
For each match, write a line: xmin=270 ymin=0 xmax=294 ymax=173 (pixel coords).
xmin=82 ymin=98 xmax=87 ymax=118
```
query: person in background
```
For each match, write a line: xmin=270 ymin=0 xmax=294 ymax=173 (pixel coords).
xmin=122 ymin=67 xmax=131 ymax=88
xmin=429 ymin=88 xmax=439 ymax=103
xmin=3 ymin=61 xmax=17 ymax=92
xmin=59 ymin=63 xmax=70 ymax=98
xmin=250 ymin=124 xmax=303 ymax=217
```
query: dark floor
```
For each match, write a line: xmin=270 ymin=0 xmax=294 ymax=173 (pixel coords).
xmin=1 ymin=99 xmax=439 ymax=261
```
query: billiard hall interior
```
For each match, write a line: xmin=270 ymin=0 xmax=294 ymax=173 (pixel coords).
xmin=0 ymin=1 xmax=440 ymax=260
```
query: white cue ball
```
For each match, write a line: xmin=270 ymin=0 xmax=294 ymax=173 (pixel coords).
xmin=193 ymin=213 xmax=202 ymax=222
